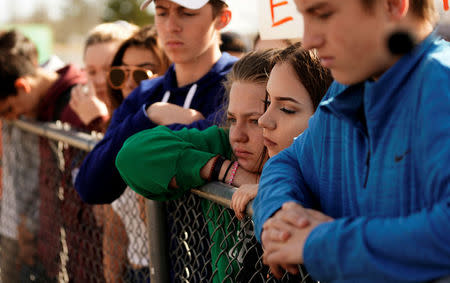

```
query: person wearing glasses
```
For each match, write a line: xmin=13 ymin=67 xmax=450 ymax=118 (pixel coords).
xmin=107 ymin=25 xmax=170 ymax=105
xmin=72 ymin=25 xmax=170 ymax=282
xmin=106 ymin=25 xmax=170 ymax=283
xmin=69 ymin=21 xmax=138 ymax=133
xmin=68 ymin=21 xmax=137 ymax=283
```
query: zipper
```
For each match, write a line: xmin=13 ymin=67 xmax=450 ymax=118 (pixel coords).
xmin=363 ymin=148 xmax=371 ymax=188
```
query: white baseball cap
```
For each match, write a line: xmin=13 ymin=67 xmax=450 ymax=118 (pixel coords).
xmin=140 ymin=0 xmax=228 ymax=11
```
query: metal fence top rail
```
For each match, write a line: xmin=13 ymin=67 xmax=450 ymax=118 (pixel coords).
xmin=192 ymin=183 xmax=254 ymax=216
xmin=6 ymin=118 xmax=251 ymax=214
xmin=9 ymin=118 xmax=103 ymax=151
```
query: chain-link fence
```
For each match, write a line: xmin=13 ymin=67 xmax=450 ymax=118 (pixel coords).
xmin=0 ymin=119 xmax=316 ymax=283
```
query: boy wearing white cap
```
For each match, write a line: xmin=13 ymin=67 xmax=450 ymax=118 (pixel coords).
xmin=74 ymin=1 xmax=236 ymax=281
xmin=75 ymin=0 xmax=235 ymax=203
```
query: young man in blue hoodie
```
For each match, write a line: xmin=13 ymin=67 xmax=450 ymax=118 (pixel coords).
xmin=253 ymin=0 xmax=450 ymax=282
xmin=75 ymin=0 xmax=237 ymax=204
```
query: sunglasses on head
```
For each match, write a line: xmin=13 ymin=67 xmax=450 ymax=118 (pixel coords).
xmin=107 ymin=66 xmax=153 ymax=89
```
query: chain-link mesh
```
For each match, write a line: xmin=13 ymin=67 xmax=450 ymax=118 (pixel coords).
xmin=0 ymin=121 xmax=151 ymax=283
xmin=166 ymin=192 xmax=315 ymax=283
xmin=0 ymin=120 xmax=316 ymax=283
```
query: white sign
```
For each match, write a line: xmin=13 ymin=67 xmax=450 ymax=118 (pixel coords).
xmin=259 ymin=0 xmax=304 ymax=40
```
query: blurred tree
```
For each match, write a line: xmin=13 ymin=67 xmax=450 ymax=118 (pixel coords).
xmin=103 ymin=0 xmax=154 ymax=26
xmin=52 ymin=0 xmax=104 ymax=43
xmin=20 ymin=0 xmax=104 ymax=43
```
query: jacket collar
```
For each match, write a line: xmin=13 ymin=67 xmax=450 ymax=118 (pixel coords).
xmin=319 ymin=31 xmax=439 ymax=128
xmin=162 ymin=52 xmax=236 ymax=95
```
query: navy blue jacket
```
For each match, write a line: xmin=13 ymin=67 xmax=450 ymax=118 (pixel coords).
xmin=75 ymin=53 xmax=237 ymax=204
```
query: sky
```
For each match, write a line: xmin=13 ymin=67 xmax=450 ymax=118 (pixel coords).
xmin=0 ymin=0 xmax=448 ymax=33
xmin=0 ymin=0 xmax=260 ymax=34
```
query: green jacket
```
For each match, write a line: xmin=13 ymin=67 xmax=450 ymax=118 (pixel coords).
xmin=116 ymin=125 xmax=240 ymax=282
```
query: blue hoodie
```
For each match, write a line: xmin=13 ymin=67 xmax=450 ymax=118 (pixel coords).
xmin=75 ymin=53 xmax=237 ymax=204
xmin=253 ymin=34 xmax=450 ymax=282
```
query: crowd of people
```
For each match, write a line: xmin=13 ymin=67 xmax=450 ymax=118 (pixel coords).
xmin=0 ymin=0 xmax=449 ymax=282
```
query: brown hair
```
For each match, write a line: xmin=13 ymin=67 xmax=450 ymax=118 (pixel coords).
xmin=361 ymin=0 xmax=436 ymax=22
xmin=108 ymin=25 xmax=171 ymax=109
xmin=273 ymin=42 xmax=333 ymax=110
xmin=223 ymin=49 xmax=280 ymax=110
xmin=253 ymin=33 xmax=301 ymax=50
xmin=209 ymin=0 xmax=228 ymax=18
xmin=220 ymin=49 xmax=281 ymax=173
xmin=0 ymin=30 xmax=39 ymax=98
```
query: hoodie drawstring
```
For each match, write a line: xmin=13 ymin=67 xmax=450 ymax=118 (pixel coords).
xmin=160 ymin=84 xmax=198 ymax=109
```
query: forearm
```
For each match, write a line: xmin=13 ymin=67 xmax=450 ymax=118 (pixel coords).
xmin=76 ymin=109 xmax=153 ymax=204
xmin=253 ymin=145 xmax=313 ymax=242
xmin=199 ymin=157 xmax=259 ymax=186
xmin=117 ymin=126 xmax=231 ymax=200
xmin=304 ymin=199 xmax=450 ymax=282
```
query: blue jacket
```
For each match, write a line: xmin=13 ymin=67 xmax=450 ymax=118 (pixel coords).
xmin=75 ymin=53 xmax=237 ymax=204
xmin=253 ymin=34 xmax=450 ymax=283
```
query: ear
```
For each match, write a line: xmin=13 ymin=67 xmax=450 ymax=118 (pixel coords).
xmin=215 ymin=9 xmax=232 ymax=30
xmin=14 ymin=77 xmax=31 ymax=94
xmin=385 ymin=0 xmax=409 ymax=20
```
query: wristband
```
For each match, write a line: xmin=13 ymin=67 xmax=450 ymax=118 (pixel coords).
xmin=227 ymin=161 xmax=239 ymax=185
xmin=210 ymin=155 xmax=226 ymax=182
xmin=221 ymin=161 xmax=234 ymax=183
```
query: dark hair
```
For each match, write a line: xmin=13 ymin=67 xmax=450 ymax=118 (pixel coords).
xmin=0 ymin=30 xmax=38 ymax=99
xmin=274 ymin=42 xmax=333 ymax=110
xmin=108 ymin=25 xmax=171 ymax=109
xmin=209 ymin=0 xmax=228 ymax=18
xmin=253 ymin=33 xmax=300 ymax=50
xmin=361 ymin=0 xmax=436 ymax=22
xmin=220 ymin=32 xmax=249 ymax=53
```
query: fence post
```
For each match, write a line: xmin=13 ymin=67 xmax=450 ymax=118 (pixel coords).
xmin=146 ymin=199 xmax=170 ymax=282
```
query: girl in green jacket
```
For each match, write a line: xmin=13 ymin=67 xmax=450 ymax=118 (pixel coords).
xmin=116 ymin=44 xmax=332 ymax=282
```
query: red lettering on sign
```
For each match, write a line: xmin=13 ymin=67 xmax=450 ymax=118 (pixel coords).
xmin=270 ymin=0 xmax=294 ymax=27
xmin=444 ymin=0 xmax=449 ymax=11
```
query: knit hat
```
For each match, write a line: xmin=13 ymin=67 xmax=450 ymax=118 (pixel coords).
xmin=140 ymin=0 xmax=228 ymax=10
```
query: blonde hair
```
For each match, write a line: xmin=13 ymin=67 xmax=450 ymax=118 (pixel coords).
xmin=83 ymin=21 xmax=139 ymax=56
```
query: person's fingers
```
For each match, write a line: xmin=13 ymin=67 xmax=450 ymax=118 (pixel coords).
xmin=71 ymin=93 xmax=81 ymax=105
xmin=82 ymin=82 xmax=93 ymax=97
xmin=230 ymin=193 xmax=236 ymax=212
xmin=72 ymin=87 xmax=84 ymax=103
xmin=237 ymin=194 xmax=247 ymax=216
xmin=264 ymin=226 xmax=291 ymax=243
xmin=263 ymin=217 xmax=296 ymax=239
xmin=265 ymin=249 xmax=288 ymax=266
xmin=231 ymin=192 xmax=238 ymax=214
xmin=236 ymin=210 xmax=243 ymax=220
xmin=238 ymin=194 xmax=248 ymax=220
xmin=231 ymin=192 xmax=244 ymax=220
xmin=284 ymin=264 xmax=299 ymax=275
xmin=279 ymin=203 xmax=311 ymax=228
xmin=267 ymin=264 xmax=284 ymax=279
